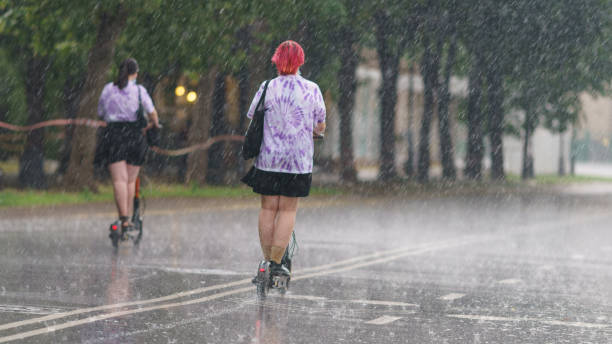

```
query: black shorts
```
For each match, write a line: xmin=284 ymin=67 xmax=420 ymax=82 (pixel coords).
xmin=241 ymin=167 xmax=312 ymax=197
xmin=94 ymin=122 xmax=147 ymax=167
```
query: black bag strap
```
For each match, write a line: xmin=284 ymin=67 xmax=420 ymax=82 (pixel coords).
xmin=137 ymin=85 xmax=144 ymax=115
xmin=255 ymin=80 xmax=270 ymax=112
xmin=135 ymin=84 xmax=148 ymax=128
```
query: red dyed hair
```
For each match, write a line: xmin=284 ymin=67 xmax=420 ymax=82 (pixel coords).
xmin=271 ymin=40 xmax=305 ymax=75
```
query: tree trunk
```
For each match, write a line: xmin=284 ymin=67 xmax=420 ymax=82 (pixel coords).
xmin=404 ymin=63 xmax=416 ymax=177
xmin=57 ymin=75 xmax=84 ymax=176
xmin=206 ymin=73 xmax=229 ymax=185
xmin=236 ymin=63 xmax=251 ymax=177
xmin=558 ymin=132 xmax=566 ymax=176
xmin=185 ymin=68 xmax=217 ymax=185
xmin=374 ymin=11 xmax=400 ymax=181
xmin=521 ymin=107 xmax=536 ymax=180
xmin=337 ymin=28 xmax=358 ymax=182
xmin=19 ymin=55 xmax=50 ymax=189
xmin=62 ymin=5 xmax=128 ymax=190
xmin=570 ymin=125 xmax=576 ymax=176
xmin=486 ymin=64 xmax=505 ymax=180
xmin=464 ymin=54 xmax=484 ymax=180
xmin=437 ymin=32 xmax=457 ymax=181
xmin=0 ymin=104 xmax=8 ymax=161
xmin=417 ymin=35 xmax=441 ymax=183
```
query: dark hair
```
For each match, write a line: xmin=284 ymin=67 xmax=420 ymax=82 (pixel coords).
xmin=114 ymin=58 xmax=139 ymax=89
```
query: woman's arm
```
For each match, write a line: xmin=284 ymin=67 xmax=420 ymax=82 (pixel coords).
xmin=147 ymin=110 xmax=161 ymax=128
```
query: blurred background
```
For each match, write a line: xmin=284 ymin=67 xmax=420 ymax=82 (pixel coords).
xmin=0 ymin=0 xmax=610 ymax=191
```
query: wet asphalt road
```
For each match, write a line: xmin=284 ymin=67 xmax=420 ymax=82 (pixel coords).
xmin=1 ymin=188 xmax=612 ymax=343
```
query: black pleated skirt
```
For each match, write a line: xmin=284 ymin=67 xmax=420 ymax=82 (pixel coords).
xmin=94 ymin=122 xmax=147 ymax=167
xmin=241 ymin=166 xmax=312 ymax=197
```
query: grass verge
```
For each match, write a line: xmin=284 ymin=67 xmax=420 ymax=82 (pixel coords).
xmin=0 ymin=184 xmax=342 ymax=208
xmin=2 ymin=174 xmax=611 ymax=208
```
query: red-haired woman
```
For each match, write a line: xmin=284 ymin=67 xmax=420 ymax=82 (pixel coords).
xmin=242 ymin=41 xmax=326 ymax=281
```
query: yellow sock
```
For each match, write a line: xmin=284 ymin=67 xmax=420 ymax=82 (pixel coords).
xmin=261 ymin=245 xmax=272 ymax=261
xmin=270 ymin=246 xmax=286 ymax=264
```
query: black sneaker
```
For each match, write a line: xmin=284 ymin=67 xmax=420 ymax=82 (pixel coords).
xmin=252 ymin=260 xmax=269 ymax=284
xmin=109 ymin=220 xmax=121 ymax=235
xmin=269 ymin=261 xmax=290 ymax=277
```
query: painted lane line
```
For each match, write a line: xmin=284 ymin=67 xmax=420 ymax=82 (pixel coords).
xmin=0 ymin=286 xmax=254 ymax=344
xmin=0 ymin=238 xmax=473 ymax=333
xmin=0 ymin=277 xmax=253 ymax=332
xmin=439 ymin=293 xmax=466 ymax=301
xmin=2 ymin=212 xmax=601 ymax=334
xmin=365 ymin=316 xmax=403 ymax=325
xmin=497 ymin=278 xmax=522 ymax=285
xmin=292 ymin=237 xmax=483 ymax=283
xmin=283 ymin=295 xmax=418 ymax=308
xmin=0 ymin=305 xmax=71 ymax=315
xmin=283 ymin=294 xmax=328 ymax=302
xmin=0 ymin=237 xmax=481 ymax=343
xmin=347 ymin=300 xmax=419 ymax=308
xmin=447 ymin=314 xmax=610 ymax=329
xmin=349 ymin=300 xmax=419 ymax=308
xmin=4 ymin=213 xmax=604 ymax=341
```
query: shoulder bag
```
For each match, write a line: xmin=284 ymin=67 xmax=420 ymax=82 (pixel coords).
xmin=241 ymin=80 xmax=270 ymax=160
xmin=136 ymin=84 xmax=161 ymax=146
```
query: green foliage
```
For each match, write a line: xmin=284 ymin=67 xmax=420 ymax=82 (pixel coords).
xmin=0 ymin=49 xmax=25 ymax=125
xmin=506 ymin=0 xmax=612 ymax=134
xmin=1 ymin=0 xmax=611 ymax=181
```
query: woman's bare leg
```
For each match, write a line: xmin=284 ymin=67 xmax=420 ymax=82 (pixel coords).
xmin=109 ymin=161 xmax=129 ymax=221
xmin=126 ymin=164 xmax=141 ymax=218
xmin=259 ymin=195 xmax=279 ymax=260
xmin=270 ymin=196 xmax=298 ymax=263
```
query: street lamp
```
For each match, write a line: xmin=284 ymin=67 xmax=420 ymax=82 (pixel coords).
xmin=175 ymin=86 xmax=186 ymax=97
xmin=186 ymin=91 xmax=197 ymax=103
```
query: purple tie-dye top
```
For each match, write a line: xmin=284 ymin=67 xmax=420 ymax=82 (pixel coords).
xmin=247 ymin=75 xmax=326 ymax=174
xmin=97 ymin=81 xmax=156 ymax=122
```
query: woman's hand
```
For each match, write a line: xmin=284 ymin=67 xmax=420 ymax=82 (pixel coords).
xmin=314 ymin=122 xmax=326 ymax=135
xmin=148 ymin=110 xmax=161 ymax=129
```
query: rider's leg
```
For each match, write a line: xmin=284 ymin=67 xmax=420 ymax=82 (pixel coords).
xmin=109 ymin=161 xmax=129 ymax=224
xmin=259 ymin=195 xmax=280 ymax=261
xmin=270 ymin=196 xmax=298 ymax=264
xmin=126 ymin=164 xmax=141 ymax=219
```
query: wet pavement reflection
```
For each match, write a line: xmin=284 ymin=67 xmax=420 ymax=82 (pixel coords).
xmin=0 ymin=192 xmax=612 ymax=343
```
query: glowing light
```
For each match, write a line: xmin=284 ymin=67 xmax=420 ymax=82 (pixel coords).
xmin=175 ymin=86 xmax=186 ymax=97
xmin=186 ymin=91 xmax=197 ymax=103
xmin=111 ymin=225 xmax=118 ymax=231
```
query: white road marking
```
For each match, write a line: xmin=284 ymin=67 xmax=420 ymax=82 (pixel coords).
xmin=349 ymin=300 xmax=418 ymax=308
xmin=448 ymin=314 xmax=610 ymax=329
xmin=365 ymin=316 xmax=402 ymax=325
xmin=283 ymin=295 xmax=418 ymax=308
xmin=439 ymin=293 xmax=466 ymax=301
xmin=0 ymin=277 xmax=254 ymax=332
xmin=0 ymin=286 xmax=254 ymax=343
xmin=156 ymin=267 xmax=243 ymax=276
xmin=497 ymin=278 xmax=521 ymax=285
xmin=0 ymin=305 xmax=69 ymax=315
xmin=283 ymin=294 xmax=327 ymax=302
xmin=0 ymin=237 xmax=479 ymax=343
xmin=2 ymin=213 xmax=610 ymax=342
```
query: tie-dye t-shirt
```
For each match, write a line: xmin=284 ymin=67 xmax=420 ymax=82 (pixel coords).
xmin=247 ymin=74 xmax=326 ymax=174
